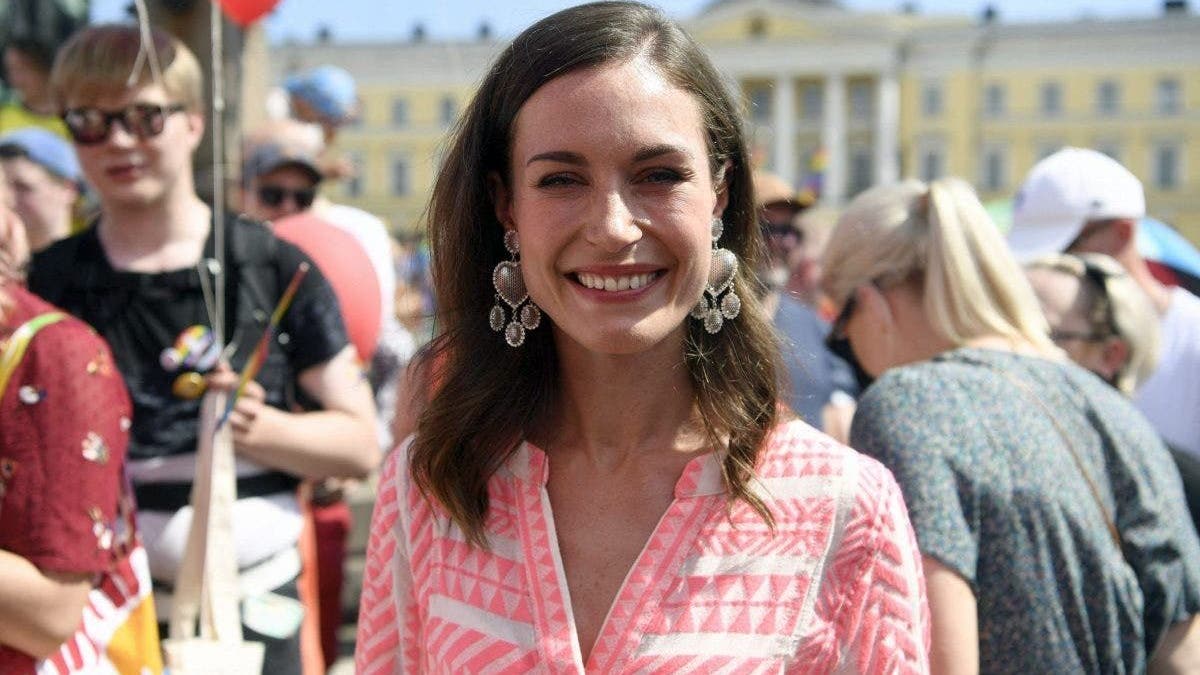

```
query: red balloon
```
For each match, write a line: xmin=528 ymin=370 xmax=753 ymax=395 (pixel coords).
xmin=216 ymin=0 xmax=281 ymax=27
xmin=273 ymin=212 xmax=382 ymax=363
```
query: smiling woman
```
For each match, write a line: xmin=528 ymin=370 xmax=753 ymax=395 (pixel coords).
xmin=356 ymin=3 xmax=930 ymax=672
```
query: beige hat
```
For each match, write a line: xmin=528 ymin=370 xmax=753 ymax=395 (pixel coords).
xmin=752 ymin=170 xmax=813 ymax=211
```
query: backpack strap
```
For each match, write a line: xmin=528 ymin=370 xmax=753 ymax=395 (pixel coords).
xmin=0 ymin=311 xmax=68 ymax=398
xmin=218 ymin=216 xmax=281 ymax=369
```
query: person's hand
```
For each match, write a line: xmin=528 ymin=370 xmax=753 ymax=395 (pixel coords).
xmin=206 ymin=363 xmax=276 ymax=452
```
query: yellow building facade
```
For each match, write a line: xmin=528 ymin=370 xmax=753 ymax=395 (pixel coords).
xmin=273 ymin=0 xmax=1200 ymax=241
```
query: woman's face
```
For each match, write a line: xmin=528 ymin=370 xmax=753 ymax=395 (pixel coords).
xmin=494 ymin=56 xmax=726 ymax=356
xmin=1026 ymin=267 xmax=1114 ymax=378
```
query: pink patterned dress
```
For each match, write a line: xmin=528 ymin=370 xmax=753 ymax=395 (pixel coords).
xmin=356 ymin=420 xmax=930 ymax=674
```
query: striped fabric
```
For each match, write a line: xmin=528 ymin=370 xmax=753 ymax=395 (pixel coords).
xmin=357 ymin=420 xmax=929 ymax=674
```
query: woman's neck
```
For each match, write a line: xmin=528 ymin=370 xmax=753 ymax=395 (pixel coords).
xmin=536 ymin=332 xmax=708 ymax=469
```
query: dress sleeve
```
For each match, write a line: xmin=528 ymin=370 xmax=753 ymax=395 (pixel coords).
xmin=850 ymin=370 xmax=981 ymax=587
xmin=1100 ymin=406 xmax=1200 ymax=654
xmin=17 ymin=320 xmax=131 ymax=575
xmin=355 ymin=441 xmax=422 ymax=674
xmin=831 ymin=458 xmax=931 ymax=674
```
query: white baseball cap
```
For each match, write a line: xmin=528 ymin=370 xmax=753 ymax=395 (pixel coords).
xmin=1008 ymin=147 xmax=1145 ymax=262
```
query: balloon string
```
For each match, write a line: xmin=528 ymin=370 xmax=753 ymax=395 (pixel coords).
xmin=211 ymin=1 xmax=227 ymax=346
xmin=128 ymin=0 xmax=165 ymax=88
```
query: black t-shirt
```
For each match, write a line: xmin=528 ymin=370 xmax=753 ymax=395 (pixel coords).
xmin=28 ymin=219 xmax=348 ymax=464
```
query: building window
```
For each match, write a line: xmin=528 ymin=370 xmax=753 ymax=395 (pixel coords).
xmin=1157 ymin=77 xmax=1181 ymax=115
xmin=391 ymin=98 xmax=409 ymax=127
xmin=747 ymin=85 xmax=772 ymax=123
xmin=1040 ymin=81 xmax=1062 ymax=117
xmin=748 ymin=15 xmax=767 ymax=39
xmin=391 ymin=156 xmax=410 ymax=196
xmin=849 ymin=148 xmax=873 ymax=196
xmin=1096 ymin=142 xmax=1121 ymax=164
xmin=920 ymin=148 xmax=943 ymax=182
xmin=921 ymin=81 xmax=943 ymax=117
xmin=1096 ymin=80 xmax=1120 ymax=116
xmin=439 ymin=95 xmax=458 ymax=127
xmin=345 ymin=152 xmax=364 ymax=198
xmin=984 ymin=83 xmax=1006 ymax=118
xmin=981 ymin=146 xmax=1007 ymax=192
xmin=1036 ymin=142 xmax=1063 ymax=161
xmin=802 ymin=84 xmax=823 ymax=120
xmin=850 ymin=82 xmax=872 ymax=120
xmin=1154 ymin=143 xmax=1181 ymax=190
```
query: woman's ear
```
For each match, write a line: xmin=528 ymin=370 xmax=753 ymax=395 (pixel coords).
xmin=858 ymin=283 xmax=896 ymax=333
xmin=1099 ymin=337 xmax=1131 ymax=381
xmin=487 ymin=171 xmax=512 ymax=231
xmin=711 ymin=161 xmax=732 ymax=219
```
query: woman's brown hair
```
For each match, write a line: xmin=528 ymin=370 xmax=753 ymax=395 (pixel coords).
xmin=412 ymin=0 xmax=781 ymax=546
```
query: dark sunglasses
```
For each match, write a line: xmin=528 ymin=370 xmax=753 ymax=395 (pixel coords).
xmin=824 ymin=293 xmax=876 ymax=391
xmin=1050 ymin=259 xmax=1121 ymax=344
xmin=760 ymin=220 xmax=803 ymax=241
xmin=826 ymin=294 xmax=857 ymax=344
xmin=62 ymin=103 xmax=187 ymax=145
xmin=257 ymin=184 xmax=316 ymax=209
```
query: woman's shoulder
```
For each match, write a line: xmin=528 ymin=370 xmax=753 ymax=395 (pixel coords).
xmin=4 ymin=284 xmax=115 ymax=373
xmin=756 ymin=418 xmax=902 ymax=510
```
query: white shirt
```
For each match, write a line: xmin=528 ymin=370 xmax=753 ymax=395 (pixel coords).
xmin=1135 ymin=286 xmax=1200 ymax=457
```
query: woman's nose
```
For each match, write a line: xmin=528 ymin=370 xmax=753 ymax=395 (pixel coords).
xmin=586 ymin=190 xmax=644 ymax=252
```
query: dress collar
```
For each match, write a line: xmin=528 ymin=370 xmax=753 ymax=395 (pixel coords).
xmin=510 ymin=441 xmax=726 ymax=498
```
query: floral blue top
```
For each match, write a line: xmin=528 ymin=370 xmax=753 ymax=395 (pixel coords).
xmin=851 ymin=347 xmax=1200 ymax=673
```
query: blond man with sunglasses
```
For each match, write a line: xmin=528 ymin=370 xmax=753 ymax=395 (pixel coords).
xmin=26 ymin=25 xmax=379 ymax=675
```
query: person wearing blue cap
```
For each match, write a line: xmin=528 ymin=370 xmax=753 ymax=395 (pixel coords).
xmin=283 ymin=65 xmax=358 ymax=135
xmin=269 ymin=66 xmax=360 ymax=181
xmin=0 ymin=127 xmax=81 ymax=251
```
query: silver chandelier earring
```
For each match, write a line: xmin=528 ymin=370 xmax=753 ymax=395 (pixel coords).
xmin=490 ymin=230 xmax=542 ymax=347
xmin=690 ymin=217 xmax=741 ymax=334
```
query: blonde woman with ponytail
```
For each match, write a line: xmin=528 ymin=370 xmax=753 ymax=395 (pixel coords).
xmin=823 ymin=178 xmax=1200 ymax=674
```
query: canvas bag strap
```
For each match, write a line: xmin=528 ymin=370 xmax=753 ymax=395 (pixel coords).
xmin=996 ymin=369 xmax=1123 ymax=554
xmin=0 ymin=311 xmax=68 ymax=397
xmin=170 ymin=389 xmax=245 ymax=642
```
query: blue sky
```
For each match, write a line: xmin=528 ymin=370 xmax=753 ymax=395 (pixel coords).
xmin=89 ymin=1 xmax=1172 ymax=43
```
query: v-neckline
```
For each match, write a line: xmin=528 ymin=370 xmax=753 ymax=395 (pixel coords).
xmin=513 ymin=441 xmax=725 ymax=672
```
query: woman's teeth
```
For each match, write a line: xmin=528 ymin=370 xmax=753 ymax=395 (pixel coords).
xmin=577 ymin=271 xmax=657 ymax=291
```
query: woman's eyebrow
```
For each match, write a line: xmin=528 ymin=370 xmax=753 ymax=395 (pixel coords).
xmin=526 ymin=150 xmax=586 ymax=167
xmin=634 ymin=144 xmax=692 ymax=162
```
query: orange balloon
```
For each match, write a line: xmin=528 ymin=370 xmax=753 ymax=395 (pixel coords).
xmin=216 ymin=0 xmax=281 ymax=27
xmin=273 ymin=212 xmax=382 ymax=362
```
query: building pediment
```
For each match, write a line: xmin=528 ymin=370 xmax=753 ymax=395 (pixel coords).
xmin=688 ymin=0 xmax=892 ymax=43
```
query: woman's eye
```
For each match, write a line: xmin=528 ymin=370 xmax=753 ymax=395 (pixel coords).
xmin=642 ymin=168 xmax=686 ymax=184
xmin=536 ymin=173 xmax=579 ymax=188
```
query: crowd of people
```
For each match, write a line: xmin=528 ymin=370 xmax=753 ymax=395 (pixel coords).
xmin=0 ymin=1 xmax=1198 ymax=673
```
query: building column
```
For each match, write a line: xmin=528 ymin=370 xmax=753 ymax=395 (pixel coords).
xmin=822 ymin=72 xmax=847 ymax=205
xmin=771 ymin=74 xmax=796 ymax=186
xmin=875 ymin=70 xmax=900 ymax=186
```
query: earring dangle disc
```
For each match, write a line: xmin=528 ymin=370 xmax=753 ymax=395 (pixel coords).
xmin=490 ymin=230 xmax=542 ymax=347
xmin=693 ymin=217 xmax=741 ymax=334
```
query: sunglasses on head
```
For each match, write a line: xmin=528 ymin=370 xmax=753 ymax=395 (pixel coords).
xmin=760 ymin=220 xmax=802 ymax=241
xmin=1048 ymin=257 xmax=1122 ymax=344
xmin=62 ymin=103 xmax=187 ymax=145
xmin=257 ymin=184 xmax=316 ymax=209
